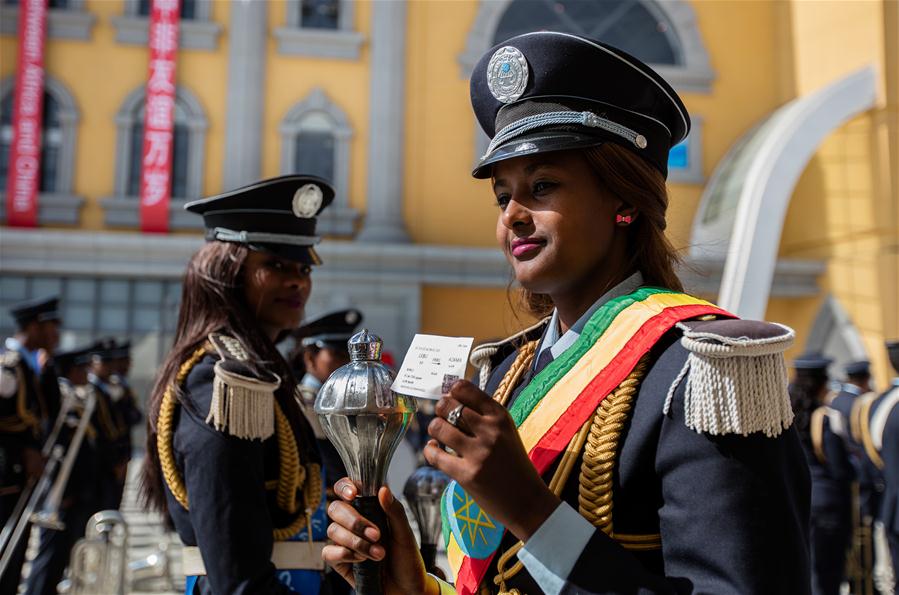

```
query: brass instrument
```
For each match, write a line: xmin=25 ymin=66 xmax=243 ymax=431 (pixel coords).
xmin=0 ymin=385 xmax=95 ymax=577
xmin=67 ymin=510 xmax=128 ymax=595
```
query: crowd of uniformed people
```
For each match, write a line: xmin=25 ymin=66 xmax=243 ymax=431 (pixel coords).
xmin=1 ymin=29 xmax=898 ymax=595
xmin=0 ymin=298 xmax=141 ymax=593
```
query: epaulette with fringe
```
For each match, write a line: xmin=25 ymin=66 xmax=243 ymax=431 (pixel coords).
xmin=469 ymin=317 xmax=549 ymax=390
xmin=0 ymin=352 xmax=19 ymax=399
xmin=0 ymin=349 xmax=21 ymax=370
xmin=663 ymin=319 xmax=796 ymax=437
xmin=206 ymin=333 xmax=280 ymax=440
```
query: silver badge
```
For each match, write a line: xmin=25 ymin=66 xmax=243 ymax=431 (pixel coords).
xmin=292 ymin=184 xmax=323 ymax=218
xmin=345 ymin=311 xmax=358 ymax=325
xmin=487 ymin=46 xmax=529 ymax=104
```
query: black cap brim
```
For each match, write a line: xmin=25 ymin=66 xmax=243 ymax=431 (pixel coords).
xmin=472 ymin=130 xmax=606 ymax=178
xmin=250 ymin=243 xmax=322 ymax=266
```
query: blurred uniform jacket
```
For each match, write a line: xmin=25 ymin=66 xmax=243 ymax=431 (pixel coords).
xmin=0 ymin=342 xmax=51 ymax=492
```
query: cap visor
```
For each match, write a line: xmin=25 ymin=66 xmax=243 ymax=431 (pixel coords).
xmin=250 ymin=243 xmax=323 ymax=266
xmin=472 ymin=130 xmax=606 ymax=178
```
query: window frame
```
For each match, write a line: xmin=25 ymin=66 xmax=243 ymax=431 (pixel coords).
xmin=0 ymin=0 xmax=96 ymax=40
xmin=274 ymin=0 xmax=364 ymax=60
xmin=279 ymin=88 xmax=359 ymax=237
xmin=101 ymin=84 xmax=208 ymax=230
xmin=110 ymin=0 xmax=221 ymax=50
xmin=0 ymin=75 xmax=84 ymax=225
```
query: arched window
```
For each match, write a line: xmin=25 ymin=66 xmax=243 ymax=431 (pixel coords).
xmin=0 ymin=92 xmax=61 ymax=193
xmin=280 ymin=88 xmax=358 ymax=236
xmin=125 ymin=104 xmax=191 ymax=199
xmin=492 ymin=0 xmax=679 ymax=65
xmin=103 ymin=85 xmax=207 ymax=229
xmin=0 ymin=76 xmax=82 ymax=224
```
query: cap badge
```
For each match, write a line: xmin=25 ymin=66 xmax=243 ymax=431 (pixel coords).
xmin=346 ymin=311 xmax=358 ymax=325
xmin=487 ymin=46 xmax=529 ymax=104
xmin=292 ymin=184 xmax=323 ymax=219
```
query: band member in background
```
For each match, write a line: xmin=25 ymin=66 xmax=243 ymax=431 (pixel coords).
xmin=291 ymin=308 xmax=360 ymax=494
xmin=830 ymin=358 xmax=884 ymax=595
xmin=0 ymin=296 xmax=61 ymax=592
xmin=88 ymin=340 xmax=130 ymax=511
xmin=790 ymin=354 xmax=855 ymax=595
xmin=25 ymin=345 xmax=98 ymax=595
xmin=324 ymin=32 xmax=811 ymax=594
xmin=845 ymin=361 xmax=874 ymax=395
xmin=109 ymin=341 xmax=142 ymax=492
xmin=861 ymin=341 xmax=899 ymax=592
xmin=142 ymin=175 xmax=334 ymax=594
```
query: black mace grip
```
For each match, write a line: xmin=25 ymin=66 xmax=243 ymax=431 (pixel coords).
xmin=419 ymin=543 xmax=438 ymax=575
xmin=352 ymin=495 xmax=389 ymax=595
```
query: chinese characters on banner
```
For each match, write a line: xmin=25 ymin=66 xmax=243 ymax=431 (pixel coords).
xmin=139 ymin=0 xmax=181 ymax=233
xmin=5 ymin=0 xmax=48 ymax=228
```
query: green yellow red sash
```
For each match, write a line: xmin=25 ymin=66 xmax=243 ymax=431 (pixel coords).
xmin=443 ymin=288 xmax=732 ymax=594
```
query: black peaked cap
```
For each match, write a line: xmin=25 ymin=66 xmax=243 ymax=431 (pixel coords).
xmin=297 ymin=308 xmax=363 ymax=350
xmin=470 ymin=31 xmax=690 ymax=178
xmin=185 ymin=175 xmax=335 ymax=265
xmin=9 ymin=296 xmax=61 ymax=326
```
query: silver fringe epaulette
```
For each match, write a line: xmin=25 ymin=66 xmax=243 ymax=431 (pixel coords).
xmin=663 ymin=319 xmax=796 ymax=437
xmin=0 ymin=350 xmax=21 ymax=398
xmin=206 ymin=333 xmax=280 ymax=440
xmin=469 ymin=318 xmax=549 ymax=391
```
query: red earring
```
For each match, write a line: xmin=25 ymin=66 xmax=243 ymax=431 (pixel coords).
xmin=616 ymin=214 xmax=632 ymax=225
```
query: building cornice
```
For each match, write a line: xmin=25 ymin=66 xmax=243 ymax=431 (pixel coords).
xmin=0 ymin=229 xmax=824 ymax=299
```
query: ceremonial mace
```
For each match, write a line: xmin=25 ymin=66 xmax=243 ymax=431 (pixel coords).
xmin=315 ymin=330 xmax=416 ymax=595
xmin=404 ymin=464 xmax=450 ymax=575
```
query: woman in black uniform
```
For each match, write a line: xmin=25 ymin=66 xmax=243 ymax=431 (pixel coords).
xmin=142 ymin=175 xmax=333 ymax=595
xmin=323 ymin=32 xmax=811 ymax=595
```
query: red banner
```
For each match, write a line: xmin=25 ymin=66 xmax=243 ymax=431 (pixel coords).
xmin=5 ymin=0 xmax=48 ymax=228
xmin=139 ymin=0 xmax=181 ymax=233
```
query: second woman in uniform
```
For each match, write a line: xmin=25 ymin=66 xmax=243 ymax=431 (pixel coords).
xmin=142 ymin=176 xmax=333 ymax=594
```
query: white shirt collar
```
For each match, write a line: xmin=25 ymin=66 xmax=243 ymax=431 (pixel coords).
xmin=538 ymin=271 xmax=645 ymax=362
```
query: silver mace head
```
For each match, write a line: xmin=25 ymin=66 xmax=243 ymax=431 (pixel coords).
xmin=403 ymin=465 xmax=450 ymax=548
xmin=314 ymin=329 xmax=416 ymax=496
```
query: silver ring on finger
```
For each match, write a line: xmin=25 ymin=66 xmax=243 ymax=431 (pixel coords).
xmin=446 ymin=404 xmax=465 ymax=428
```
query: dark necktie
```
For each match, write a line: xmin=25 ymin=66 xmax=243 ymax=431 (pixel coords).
xmin=532 ymin=347 xmax=555 ymax=377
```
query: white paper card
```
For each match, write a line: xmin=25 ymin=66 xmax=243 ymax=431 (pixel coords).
xmin=391 ymin=334 xmax=474 ymax=400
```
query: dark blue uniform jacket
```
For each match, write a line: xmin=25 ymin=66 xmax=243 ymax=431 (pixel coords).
xmin=164 ymin=353 xmax=310 ymax=595
xmin=482 ymin=328 xmax=812 ymax=595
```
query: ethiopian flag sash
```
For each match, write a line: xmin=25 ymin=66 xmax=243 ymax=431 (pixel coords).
xmin=442 ymin=288 xmax=732 ymax=594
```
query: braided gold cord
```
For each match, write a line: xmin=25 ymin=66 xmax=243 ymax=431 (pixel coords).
xmin=158 ymin=345 xmax=210 ymax=509
xmin=275 ymin=402 xmax=302 ymax=514
xmin=493 ymin=340 xmax=539 ymax=408
xmin=157 ymin=344 xmax=322 ymax=540
xmin=577 ymin=355 xmax=650 ymax=536
xmin=490 ymin=349 xmax=651 ymax=594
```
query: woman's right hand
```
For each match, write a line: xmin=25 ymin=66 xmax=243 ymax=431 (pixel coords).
xmin=322 ymin=478 xmax=438 ymax=595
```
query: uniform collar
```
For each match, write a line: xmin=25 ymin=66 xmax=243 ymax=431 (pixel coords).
xmin=301 ymin=373 xmax=322 ymax=391
xmin=841 ymin=383 xmax=862 ymax=396
xmin=537 ymin=271 xmax=644 ymax=362
xmin=5 ymin=337 xmax=42 ymax=374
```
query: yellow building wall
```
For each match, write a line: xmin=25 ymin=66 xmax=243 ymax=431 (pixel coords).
xmin=776 ymin=0 xmax=896 ymax=387
xmin=261 ymin=0 xmax=372 ymax=216
xmin=420 ymin=285 xmax=534 ymax=349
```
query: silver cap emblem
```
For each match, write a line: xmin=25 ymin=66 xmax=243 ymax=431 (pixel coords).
xmin=487 ymin=46 xmax=529 ymax=104
xmin=292 ymin=184 xmax=323 ymax=218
